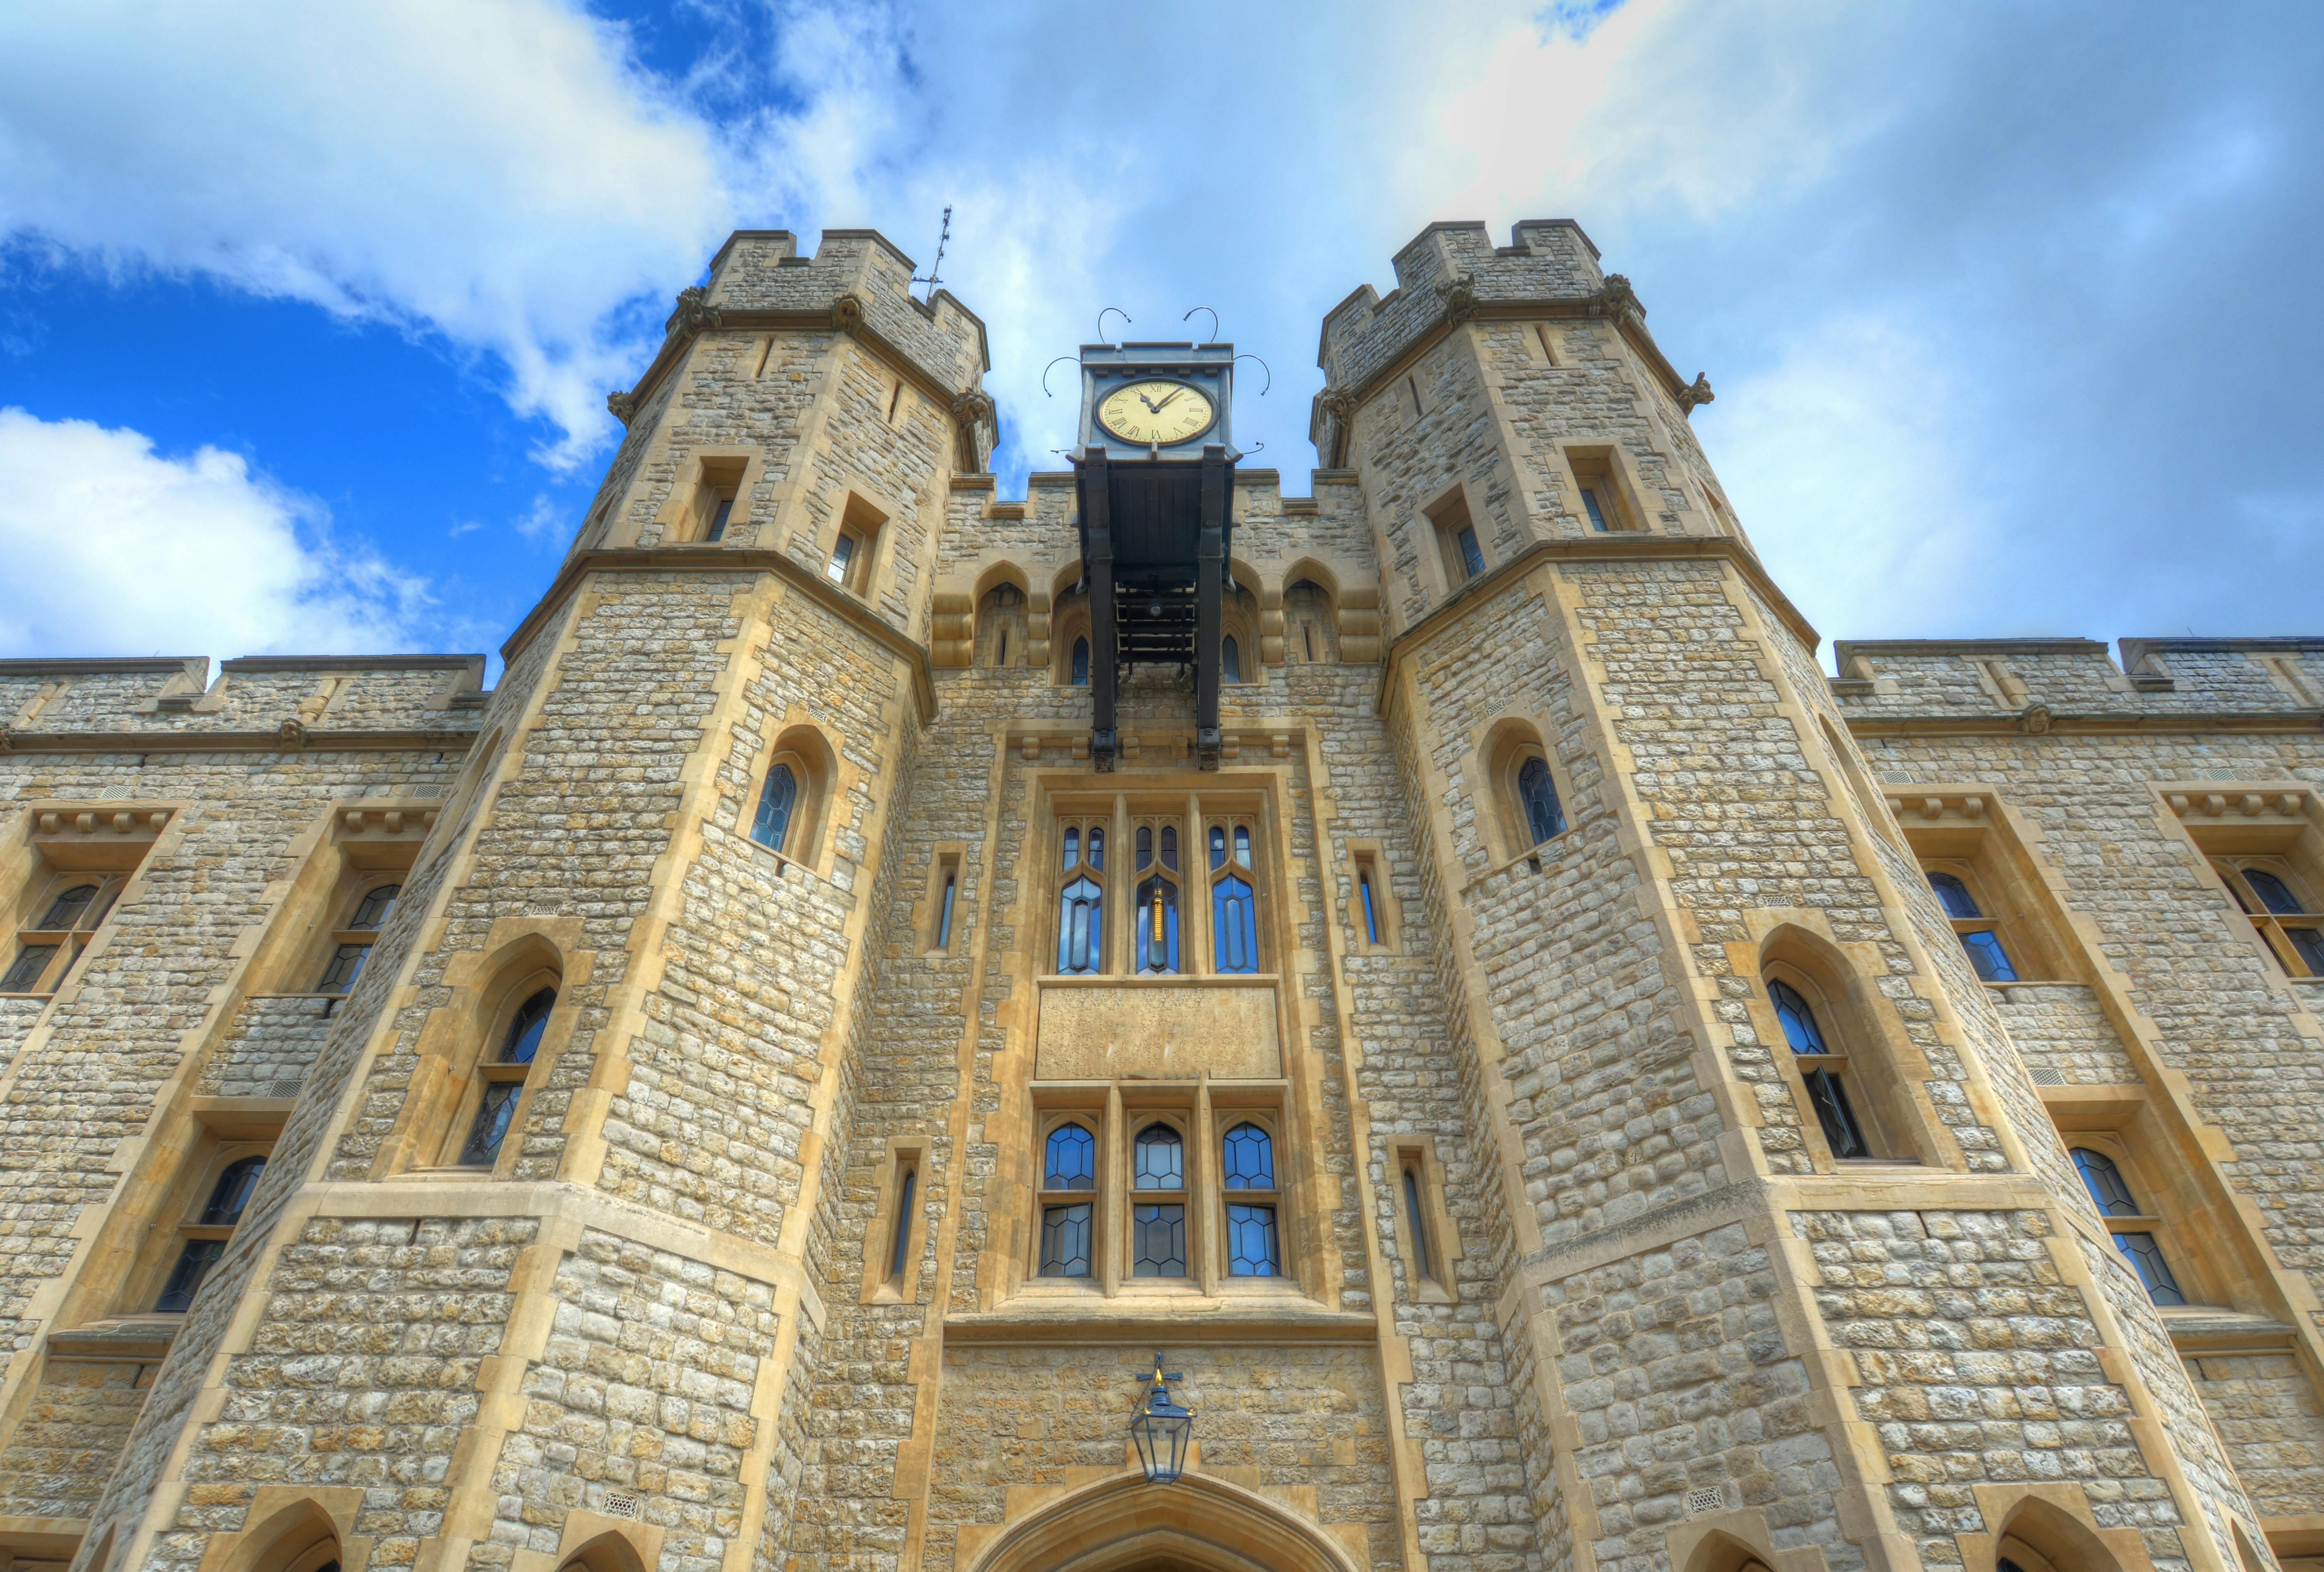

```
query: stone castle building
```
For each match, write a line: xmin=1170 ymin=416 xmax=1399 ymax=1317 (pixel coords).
xmin=2 ymin=220 xmax=2322 ymax=1572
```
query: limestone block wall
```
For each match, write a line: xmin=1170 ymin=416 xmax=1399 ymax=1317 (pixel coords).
xmin=1990 ymin=986 xmax=2137 ymax=1085
xmin=2183 ymin=1348 xmax=2324 ymax=1520
xmin=0 ymin=1357 xmax=154 ymax=1522
xmin=1835 ymin=638 xmax=2324 ymax=721
xmin=1319 ymin=222 xmax=1604 ymax=395
xmin=199 ymin=996 xmax=336 ymax=1098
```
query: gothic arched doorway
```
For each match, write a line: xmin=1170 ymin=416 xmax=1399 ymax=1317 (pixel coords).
xmin=964 ymin=1471 xmax=1360 ymax=1572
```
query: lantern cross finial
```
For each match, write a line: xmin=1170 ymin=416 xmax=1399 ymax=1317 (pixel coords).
xmin=1130 ymin=1352 xmax=1194 ymax=1483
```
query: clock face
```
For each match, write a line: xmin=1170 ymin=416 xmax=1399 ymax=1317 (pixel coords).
xmin=1096 ymin=379 xmax=1217 ymax=447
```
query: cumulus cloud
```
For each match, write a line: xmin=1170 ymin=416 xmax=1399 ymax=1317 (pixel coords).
xmin=0 ymin=0 xmax=733 ymax=467
xmin=0 ymin=409 xmax=428 ymax=658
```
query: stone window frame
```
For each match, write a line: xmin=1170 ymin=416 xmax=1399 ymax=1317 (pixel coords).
xmin=1476 ymin=715 xmax=1574 ymax=868
xmin=861 ymin=1137 xmax=930 ymax=1305
xmin=237 ymin=799 xmax=433 ymax=1007
xmin=2211 ymin=852 xmax=2324 ymax=981
xmin=2055 ymin=1129 xmax=2202 ymax=1310
xmin=368 ymin=927 xmax=584 ymax=1183
xmin=1750 ymin=928 xmax=1949 ymax=1172
xmin=975 ymin=580 xmax=1029 ymax=668
xmin=1423 ymin=482 xmax=1487 ymax=595
xmin=1895 ymin=799 xmax=2073 ymax=988
xmin=125 ymin=1135 xmax=274 ymax=1316
xmin=1202 ymin=812 xmax=1264 ymax=974
xmin=1021 ymin=1083 xmax=1303 ymax=1301
xmin=1918 ymin=857 xmax=2031 ymax=985
xmin=1386 ymin=1134 xmax=1461 ymax=1305
xmin=0 ymin=865 xmax=129 ymax=997
xmin=1343 ymin=840 xmax=1403 ymax=954
xmin=438 ymin=959 xmax=566 ymax=1174
xmin=307 ymin=868 xmax=409 ymax=998
xmin=1049 ymin=587 xmax=1091 ymax=687
xmin=641 ymin=447 xmax=762 ymax=548
xmin=745 ymin=722 xmax=841 ymax=877
xmin=822 ymin=489 xmax=890 ymax=597
xmin=1221 ymin=580 xmax=1262 ymax=685
xmin=1045 ymin=788 xmax=1281 ymax=983
xmin=1557 ymin=440 xmax=1653 ymax=534
xmin=918 ymin=843 xmax=968 ymax=956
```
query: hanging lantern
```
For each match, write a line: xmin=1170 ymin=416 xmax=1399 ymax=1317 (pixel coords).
xmin=1128 ymin=1353 xmax=1194 ymax=1484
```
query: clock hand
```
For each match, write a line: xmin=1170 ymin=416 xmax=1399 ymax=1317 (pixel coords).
xmin=1137 ymin=392 xmax=1160 ymax=412
xmin=1151 ymin=388 xmax=1182 ymax=411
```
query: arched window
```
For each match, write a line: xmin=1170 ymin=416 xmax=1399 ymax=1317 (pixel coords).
xmin=351 ymin=883 xmax=401 ymax=929
xmin=2070 ymin=1147 xmax=2185 ymax=1305
xmin=1221 ymin=635 xmax=1242 ymax=684
xmin=1131 ymin=1123 xmax=1187 ymax=1276
xmin=1135 ymin=823 xmax=1182 ymax=975
xmin=1036 ymin=1119 xmax=1098 ymax=1279
xmin=1221 ymin=1122 xmax=1279 ymax=1276
xmin=753 ymin=762 xmax=798 ymax=854
xmin=38 ymin=884 xmax=99 ymax=929
xmin=1767 ymin=978 xmax=1872 ymax=1160
xmin=459 ymin=986 xmax=555 ymax=1168
xmin=1516 ymin=756 xmax=1565 ymax=845
xmin=156 ymin=1154 xmax=269 ymax=1312
xmin=1070 ymin=636 xmax=1090 ymax=687
xmin=1926 ymin=871 xmax=2018 ymax=981
xmin=1056 ymin=818 xmax=1106 ymax=974
xmin=1209 ymin=820 xmax=1259 ymax=973
xmin=317 ymin=880 xmax=405 ymax=993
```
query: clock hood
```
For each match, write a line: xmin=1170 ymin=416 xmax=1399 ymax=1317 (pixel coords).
xmin=1074 ymin=341 xmax=1239 ymax=462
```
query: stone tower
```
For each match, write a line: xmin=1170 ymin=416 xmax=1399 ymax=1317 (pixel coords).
xmin=3 ymin=222 xmax=2322 ymax=1572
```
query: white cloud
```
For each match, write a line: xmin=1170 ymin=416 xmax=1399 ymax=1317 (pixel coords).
xmin=0 ymin=0 xmax=733 ymax=467
xmin=0 ymin=408 xmax=428 ymax=658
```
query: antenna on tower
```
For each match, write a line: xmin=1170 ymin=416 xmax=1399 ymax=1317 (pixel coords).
xmin=911 ymin=206 xmax=952 ymax=301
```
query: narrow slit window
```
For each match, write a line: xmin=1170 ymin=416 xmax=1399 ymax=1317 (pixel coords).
xmin=1406 ymin=375 xmax=1424 ymax=417
xmin=887 ymin=1164 xmax=917 ymax=1283
xmin=1402 ymin=1163 xmax=1434 ymax=1283
xmin=826 ymin=531 xmax=857 ymax=584
xmin=1580 ymin=488 xmax=1610 ymax=531
xmin=887 ymin=382 xmax=904 ymax=422
xmin=1358 ymin=860 xmax=1381 ymax=945
xmin=936 ymin=870 xmax=957 ymax=949
xmin=705 ymin=496 xmax=734 ymax=542
xmin=1071 ymin=636 xmax=1090 ymax=686
xmin=1222 ymin=635 xmax=1242 ymax=683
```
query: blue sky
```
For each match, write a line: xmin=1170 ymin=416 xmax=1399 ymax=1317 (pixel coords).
xmin=3 ymin=0 xmax=2321 ymax=675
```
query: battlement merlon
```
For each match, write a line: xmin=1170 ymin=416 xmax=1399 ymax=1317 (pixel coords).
xmin=1828 ymin=635 xmax=2324 ymax=721
xmin=608 ymin=228 xmax=994 ymax=438
xmin=1308 ymin=219 xmax=1697 ymax=455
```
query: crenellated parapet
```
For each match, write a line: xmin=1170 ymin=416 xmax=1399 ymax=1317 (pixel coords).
xmin=1832 ymin=635 xmax=2324 ymax=729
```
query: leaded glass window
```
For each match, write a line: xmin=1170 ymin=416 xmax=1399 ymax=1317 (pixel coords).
xmin=1132 ymin=1204 xmax=1186 ymax=1276
xmin=2 ymin=944 xmax=59 ymax=993
xmin=753 ymin=761 xmax=799 ymax=853
xmin=1040 ymin=1203 xmax=1092 ymax=1277
xmin=2113 ymin=1231 xmax=2185 ymax=1305
xmin=37 ymin=885 xmax=97 ymax=930
xmin=1221 ymin=1123 xmax=1273 ymax=1189
xmin=1224 ymin=1204 xmax=1276 ymax=1276
xmin=2218 ymin=862 xmax=2324 ymax=977
xmin=2071 ymin=1148 xmax=2141 ymax=1217
xmin=158 ymin=1153 xmax=269 ymax=1312
xmin=317 ymin=943 xmax=368 ymax=993
xmin=1767 ymin=979 xmax=1872 ymax=1160
xmin=1045 ymin=1123 xmax=1096 ymax=1190
xmin=459 ymin=987 xmax=555 ymax=1167
xmin=200 ymin=1156 xmax=266 ymax=1225
xmin=1135 ymin=823 xmax=1182 ymax=975
xmin=351 ymin=883 xmax=401 ymax=929
xmin=1134 ymin=1124 xmax=1184 ymax=1189
xmin=1517 ymin=757 xmax=1565 ymax=844
xmin=1927 ymin=870 xmax=2019 ymax=981
xmin=1057 ymin=817 xmax=1107 ymax=974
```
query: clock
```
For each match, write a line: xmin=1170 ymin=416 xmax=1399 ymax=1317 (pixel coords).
xmin=1096 ymin=379 xmax=1217 ymax=447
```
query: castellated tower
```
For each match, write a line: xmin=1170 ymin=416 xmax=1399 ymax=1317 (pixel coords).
xmin=4 ymin=221 xmax=2323 ymax=1572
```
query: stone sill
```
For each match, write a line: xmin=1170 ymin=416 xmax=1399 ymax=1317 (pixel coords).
xmin=947 ymin=1298 xmax=1374 ymax=1346
xmin=48 ymin=1317 xmax=180 ymax=1363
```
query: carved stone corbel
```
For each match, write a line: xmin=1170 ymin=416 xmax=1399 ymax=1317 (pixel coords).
xmin=831 ymin=293 xmax=866 ymax=335
xmin=277 ymin=718 xmax=309 ymax=750
xmin=949 ymin=389 xmax=995 ymax=428
xmin=1436 ymin=272 xmax=1479 ymax=328
xmin=606 ymin=389 xmax=640 ymax=424
xmin=2019 ymin=702 xmax=2052 ymax=735
xmin=0 ymin=725 xmax=14 ymax=754
xmin=1677 ymin=373 xmax=1715 ymax=413
xmin=1592 ymin=273 xmax=1643 ymax=323
xmin=664 ymin=284 xmax=724 ymax=338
